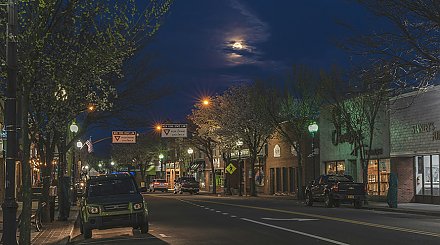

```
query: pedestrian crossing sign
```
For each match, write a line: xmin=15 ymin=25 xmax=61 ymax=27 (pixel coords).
xmin=226 ymin=163 xmax=237 ymax=174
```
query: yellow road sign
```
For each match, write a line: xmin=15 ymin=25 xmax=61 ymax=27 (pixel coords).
xmin=226 ymin=163 xmax=237 ymax=174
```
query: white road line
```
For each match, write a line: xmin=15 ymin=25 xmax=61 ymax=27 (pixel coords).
xmin=159 ymin=233 xmax=170 ymax=238
xmin=262 ymin=218 xmax=319 ymax=222
xmin=216 ymin=211 xmax=221 ymax=213
xmin=241 ymin=218 xmax=349 ymax=245
xmin=210 ymin=209 xmax=215 ymax=211
xmin=78 ymin=237 xmax=158 ymax=244
xmin=222 ymin=213 xmax=229 ymax=215
xmin=231 ymin=215 xmax=237 ymax=218
xmin=205 ymin=207 xmax=210 ymax=209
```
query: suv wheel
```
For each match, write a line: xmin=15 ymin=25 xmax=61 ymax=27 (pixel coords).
xmin=305 ymin=192 xmax=313 ymax=206
xmin=140 ymin=217 xmax=149 ymax=233
xmin=324 ymin=193 xmax=333 ymax=208
xmin=354 ymin=200 xmax=363 ymax=209
xmin=83 ymin=225 xmax=92 ymax=239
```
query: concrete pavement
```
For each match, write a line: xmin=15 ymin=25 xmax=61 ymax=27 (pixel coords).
xmin=0 ymin=202 xmax=79 ymax=245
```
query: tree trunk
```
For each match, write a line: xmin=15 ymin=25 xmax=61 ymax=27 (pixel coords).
xmin=41 ymin=139 xmax=55 ymax=223
xmin=296 ymin=144 xmax=304 ymax=199
xmin=211 ymin=161 xmax=216 ymax=194
xmin=19 ymin=89 xmax=31 ymax=245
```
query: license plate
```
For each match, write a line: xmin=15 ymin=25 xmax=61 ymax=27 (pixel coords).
xmin=347 ymin=195 xmax=354 ymax=199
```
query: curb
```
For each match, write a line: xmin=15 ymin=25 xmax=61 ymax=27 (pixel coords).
xmin=54 ymin=211 xmax=79 ymax=245
xmin=365 ymin=206 xmax=440 ymax=217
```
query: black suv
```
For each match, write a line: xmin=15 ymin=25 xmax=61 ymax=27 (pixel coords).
xmin=79 ymin=174 xmax=149 ymax=239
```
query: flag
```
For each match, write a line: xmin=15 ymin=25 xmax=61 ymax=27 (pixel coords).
xmin=85 ymin=138 xmax=94 ymax=153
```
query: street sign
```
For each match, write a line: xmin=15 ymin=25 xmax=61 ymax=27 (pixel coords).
xmin=112 ymin=131 xmax=136 ymax=143
xmin=161 ymin=124 xmax=187 ymax=138
xmin=225 ymin=163 xmax=237 ymax=174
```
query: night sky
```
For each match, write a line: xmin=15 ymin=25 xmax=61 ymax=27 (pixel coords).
xmin=92 ymin=0 xmax=378 ymax=156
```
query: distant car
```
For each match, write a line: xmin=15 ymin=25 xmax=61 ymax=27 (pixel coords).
xmin=304 ymin=174 xmax=366 ymax=208
xmin=148 ymin=179 xmax=169 ymax=192
xmin=79 ymin=173 xmax=149 ymax=239
xmin=174 ymin=177 xmax=200 ymax=194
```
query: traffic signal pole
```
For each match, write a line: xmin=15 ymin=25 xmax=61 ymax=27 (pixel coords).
xmin=1 ymin=0 xmax=19 ymax=244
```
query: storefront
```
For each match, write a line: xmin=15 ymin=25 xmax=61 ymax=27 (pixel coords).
xmin=390 ymin=85 xmax=440 ymax=204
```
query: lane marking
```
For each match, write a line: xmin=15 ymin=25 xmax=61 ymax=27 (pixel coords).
xmin=159 ymin=233 xmax=170 ymax=238
xmin=216 ymin=211 xmax=221 ymax=213
xmin=193 ymin=200 xmax=440 ymax=238
xmin=231 ymin=215 xmax=237 ymax=218
xmin=262 ymin=218 xmax=319 ymax=222
xmin=77 ymin=237 xmax=158 ymax=244
xmin=222 ymin=213 xmax=229 ymax=215
xmin=242 ymin=218 xmax=349 ymax=245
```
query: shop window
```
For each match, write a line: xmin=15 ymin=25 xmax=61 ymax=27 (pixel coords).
xmin=282 ymin=167 xmax=288 ymax=192
xmin=367 ymin=159 xmax=390 ymax=196
xmin=255 ymin=166 xmax=264 ymax=187
xmin=423 ymin=156 xmax=432 ymax=195
xmin=433 ymin=155 xmax=439 ymax=196
xmin=415 ymin=156 xmax=423 ymax=195
xmin=325 ymin=161 xmax=345 ymax=175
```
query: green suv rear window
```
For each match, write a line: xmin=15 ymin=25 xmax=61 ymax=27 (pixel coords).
xmin=88 ymin=178 xmax=136 ymax=197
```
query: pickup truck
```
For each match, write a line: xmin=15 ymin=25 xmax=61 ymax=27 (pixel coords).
xmin=174 ymin=177 xmax=200 ymax=194
xmin=304 ymin=174 xmax=366 ymax=208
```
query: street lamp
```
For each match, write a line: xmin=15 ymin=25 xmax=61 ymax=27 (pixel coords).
xmin=69 ymin=122 xmax=79 ymax=207
xmin=308 ymin=121 xmax=319 ymax=179
xmin=159 ymin=154 xmax=164 ymax=178
xmin=236 ymin=140 xmax=243 ymax=196
xmin=187 ymin=148 xmax=194 ymax=175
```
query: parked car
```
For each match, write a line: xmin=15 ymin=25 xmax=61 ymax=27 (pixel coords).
xmin=79 ymin=173 xmax=149 ymax=239
xmin=304 ymin=174 xmax=366 ymax=208
xmin=148 ymin=179 xmax=169 ymax=192
xmin=174 ymin=177 xmax=200 ymax=194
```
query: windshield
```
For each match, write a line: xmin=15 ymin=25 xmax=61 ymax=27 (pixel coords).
xmin=88 ymin=178 xmax=137 ymax=197
xmin=327 ymin=176 xmax=353 ymax=182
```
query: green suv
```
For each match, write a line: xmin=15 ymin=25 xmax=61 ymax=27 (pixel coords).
xmin=79 ymin=173 xmax=149 ymax=239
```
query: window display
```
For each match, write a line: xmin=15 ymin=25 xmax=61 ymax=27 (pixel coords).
xmin=416 ymin=155 xmax=440 ymax=197
xmin=325 ymin=161 xmax=345 ymax=175
xmin=367 ymin=159 xmax=390 ymax=196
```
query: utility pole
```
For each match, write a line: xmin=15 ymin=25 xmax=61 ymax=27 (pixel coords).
xmin=1 ymin=0 xmax=19 ymax=244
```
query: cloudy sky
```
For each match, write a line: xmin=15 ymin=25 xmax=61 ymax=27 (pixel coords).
xmin=144 ymin=0 xmax=373 ymax=121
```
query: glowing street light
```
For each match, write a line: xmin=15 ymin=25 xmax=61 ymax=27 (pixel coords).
xmin=70 ymin=122 xmax=79 ymax=133
xmin=308 ymin=121 xmax=319 ymax=179
xmin=187 ymin=148 xmax=193 ymax=155
xmin=76 ymin=140 xmax=83 ymax=149
xmin=111 ymin=161 xmax=115 ymax=166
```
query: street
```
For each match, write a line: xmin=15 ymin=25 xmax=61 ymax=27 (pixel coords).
xmin=70 ymin=193 xmax=440 ymax=245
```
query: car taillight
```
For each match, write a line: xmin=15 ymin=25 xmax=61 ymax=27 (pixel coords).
xmin=154 ymin=182 xmax=159 ymax=185
xmin=332 ymin=183 xmax=339 ymax=192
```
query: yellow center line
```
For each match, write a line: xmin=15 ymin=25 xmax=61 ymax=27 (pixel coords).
xmin=191 ymin=199 xmax=440 ymax=238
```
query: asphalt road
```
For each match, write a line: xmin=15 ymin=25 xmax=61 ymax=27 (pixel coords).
xmin=70 ymin=193 xmax=440 ymax=245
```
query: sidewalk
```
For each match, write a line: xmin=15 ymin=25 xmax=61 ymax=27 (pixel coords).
xmin=201 ymin=191 xmax=440 ymax=216
xmin=0 ymin=202 xmax=79 ymax=245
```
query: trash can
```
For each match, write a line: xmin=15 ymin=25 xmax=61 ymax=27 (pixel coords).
xmin=49 ymin=185 xmax=57 ymax=222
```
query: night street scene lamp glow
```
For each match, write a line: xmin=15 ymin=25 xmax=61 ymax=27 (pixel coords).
xmin=236 ymin=140 xmax=243 ymax=147
xmin=111 ymin=161 xmax=115 ymax=166
xmin=202 ymin=98 xmax=210 ymax=106
xmin=308 ymin=122 xmax=319 ymax=135
xmin=76 ymin=140 xmax=83 ymax=148
xmin=159 ymin=154 xmax=164 ymax=160
xmin=70 ymin=122 xmax=79 ymax=133
xmin=187 ymin=148 xmax=194 ymax=154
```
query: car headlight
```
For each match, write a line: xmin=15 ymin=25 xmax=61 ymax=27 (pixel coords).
xmin=133 ymin=203 xmax=143 ymax=210
xmin=87 ymin=206 xmax=100 ymax=214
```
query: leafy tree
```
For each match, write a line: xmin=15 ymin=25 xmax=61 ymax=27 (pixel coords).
xmin=216 ymin=83 xmax=274 ymax=196
xmin=0 ymin=1 xmax=172 ymax=242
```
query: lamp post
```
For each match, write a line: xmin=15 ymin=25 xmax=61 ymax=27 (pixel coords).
xmin=110 ymin=161 xmax=115 ymax=173
xmin=76 ymin=140 xmax=83 ymax=179
xmin=2 ymin=1 xmax=19 ymax=243
xmin=69 ymin=122 xmax=78 ymax=205
xmin=236 ymin=140 xmax=243 ymax=196
xmin=187 ymin=148 xmax=193 ymax=176
xmin=159 ymin=154 xmax=164 ymax=178
xmin=308 ymin=122 xmax=319 ymax=179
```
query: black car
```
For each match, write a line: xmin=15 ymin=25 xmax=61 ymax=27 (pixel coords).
xmin=79 ymin=173 xmax=149 ymax=239
xmin=174 ymin=177 xmax=200 ymax=194
xmin=304 ymin=174 xmax=366 ymax=208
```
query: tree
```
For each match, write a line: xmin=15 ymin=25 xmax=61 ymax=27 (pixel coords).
xmin=319 ymin=67 xmax=391 ymax=186
xmin=0 ymin=1 xmax=172 ymax=242
xmin=187 ymin=100 xmax=221 ymax=194
xmin=264 ymin=66 xmax=322 ymax=199
xmin=216 ymin=83 xmax=274 ymax=196
xmin=347 ymin=0 xmax=440 ymax=91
